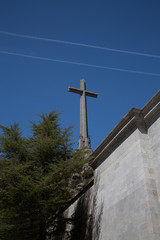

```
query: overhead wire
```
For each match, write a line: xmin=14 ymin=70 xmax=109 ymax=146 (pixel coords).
xmin=0 ymin=50 xmax=160 ymax=77
xmin=0 ymin=30 xmax=160 ymax=59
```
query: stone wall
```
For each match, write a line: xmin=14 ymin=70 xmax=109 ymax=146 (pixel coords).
xmin=93 ymin=117 xmax=160 ymax=240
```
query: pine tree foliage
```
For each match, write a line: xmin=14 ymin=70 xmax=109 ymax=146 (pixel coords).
xmin=0 ymin=112 xmax=88 ymax=240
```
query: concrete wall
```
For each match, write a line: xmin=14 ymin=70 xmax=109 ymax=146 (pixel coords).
xmin=93 ymin=117 xmax=160 ymax=240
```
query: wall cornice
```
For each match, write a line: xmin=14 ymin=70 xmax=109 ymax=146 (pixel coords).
xmin=91 ymin=90 xmax=160 ymax=170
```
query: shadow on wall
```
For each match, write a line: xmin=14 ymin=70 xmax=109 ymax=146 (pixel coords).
xmin=93 ymin=199 xmax=104 ymax=240
xmin=93 ymin=175 xmax=104 ymax=240
xmin=52 ymin=188 xmax=93 ymax=240
xmin=51 ymin=177 xmax=103 ymax=240
xmin=70 ymin=191 xmax=92 ymax=240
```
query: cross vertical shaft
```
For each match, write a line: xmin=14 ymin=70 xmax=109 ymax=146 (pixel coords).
xmin=68 ymin=79 xmax=98 ymax=149
xmin=80 ymin=80 xmax=88 ymax=148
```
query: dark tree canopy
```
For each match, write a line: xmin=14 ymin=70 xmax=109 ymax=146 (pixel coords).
xmin=0 ymin=112 xmax=88 ymax=240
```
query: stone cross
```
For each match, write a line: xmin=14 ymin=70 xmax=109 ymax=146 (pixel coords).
xmin=68 ymin=79 xmax=98 ymax=149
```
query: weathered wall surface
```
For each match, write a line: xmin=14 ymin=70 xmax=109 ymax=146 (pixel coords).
xmin=63 ymin=185 xmax=93 ymax=240
xmin=93 ymin=117 xmax=160 ymax=240
xmin=146 ymin=117 xmax=160 ymax=237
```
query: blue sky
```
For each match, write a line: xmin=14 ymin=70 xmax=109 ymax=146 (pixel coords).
xmin=0 ymin=0 xmax=159 ymax=150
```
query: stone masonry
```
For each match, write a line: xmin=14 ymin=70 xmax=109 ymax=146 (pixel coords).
xmin=92 ymin=90 xmax=160 ymax=240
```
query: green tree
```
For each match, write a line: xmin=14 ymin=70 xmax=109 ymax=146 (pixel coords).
xmin=0 ymin=112 xmax=88 ymax=240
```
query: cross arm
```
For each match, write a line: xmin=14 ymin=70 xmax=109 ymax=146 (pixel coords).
xmin=85 ymin=91 xmax=98 ymax=98
xmin=68 ymin=87 xmax=83 ymax=95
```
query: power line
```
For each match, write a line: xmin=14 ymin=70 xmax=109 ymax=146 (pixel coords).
xmin=0 ymin=50 xmax=160 ymax=77
xmin=0 ymin=30 xmax=160 ymax=59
